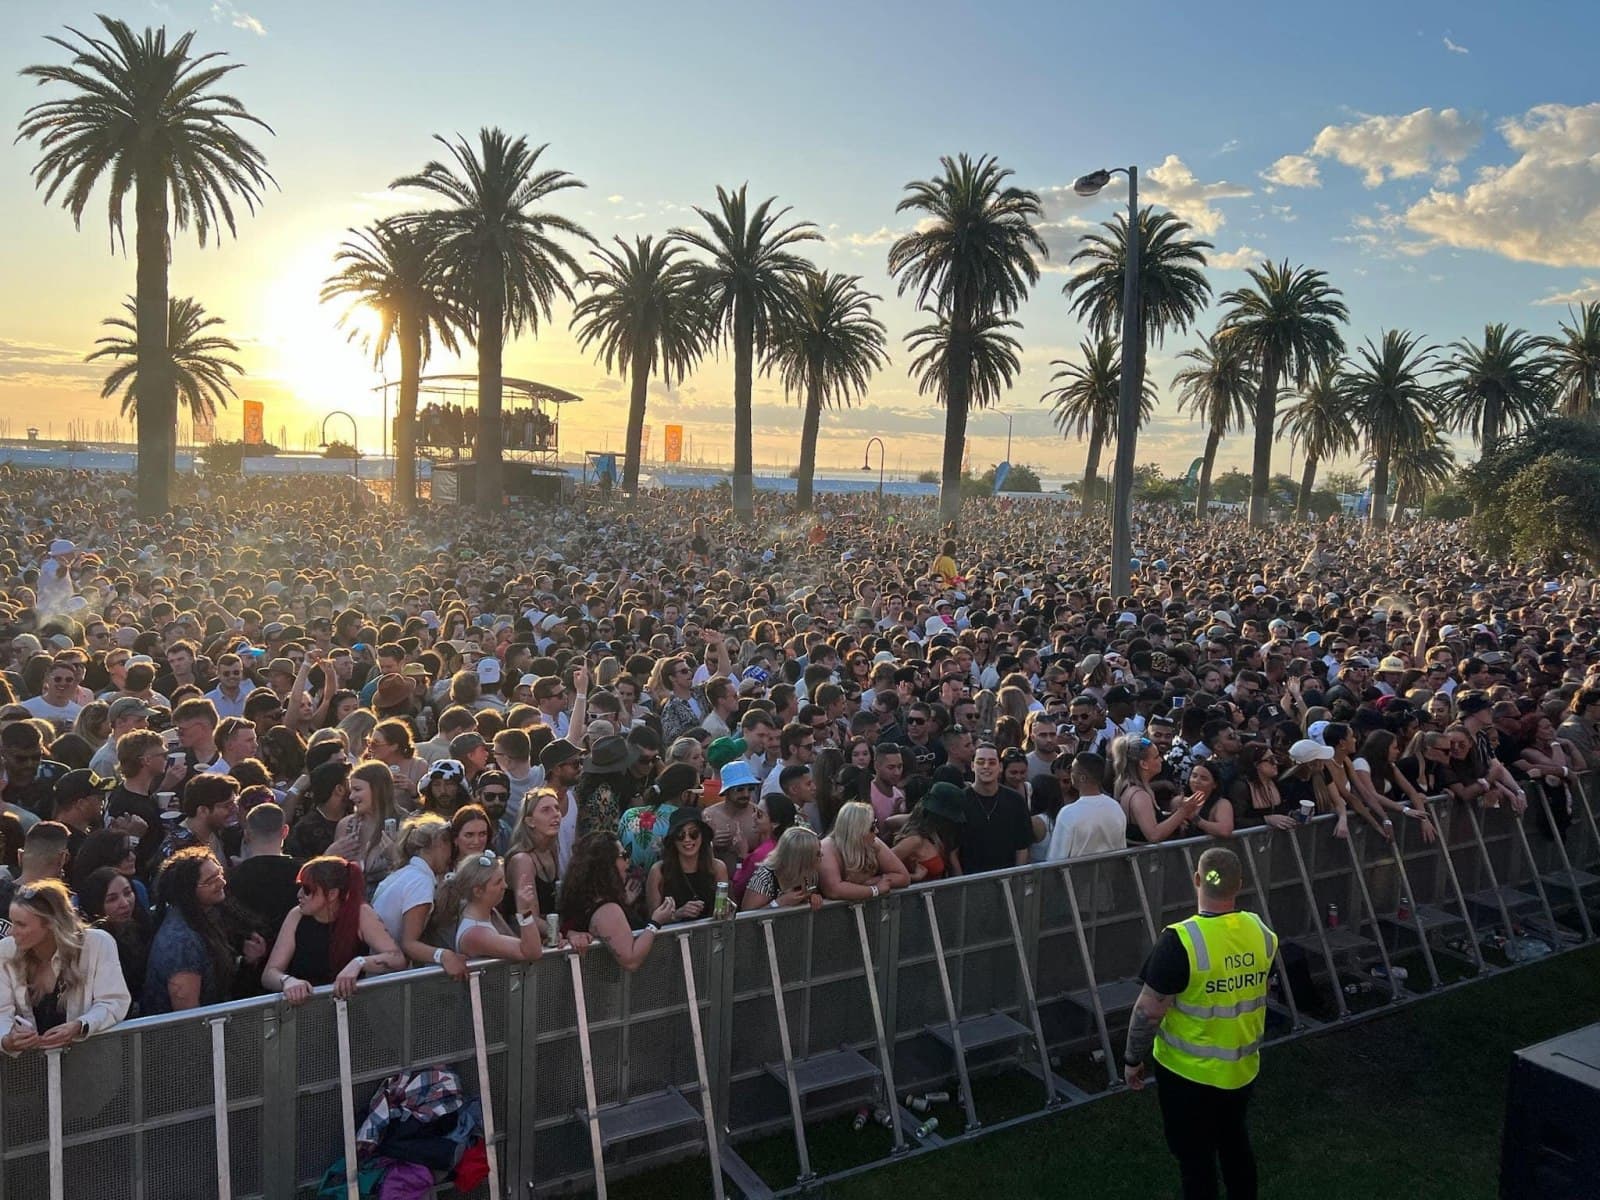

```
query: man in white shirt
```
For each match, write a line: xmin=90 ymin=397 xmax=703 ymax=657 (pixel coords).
xmin=22 ymin=661 xmax=82 ymax=730
xmin=1047 ymin=753 xmax=1127 ymax=860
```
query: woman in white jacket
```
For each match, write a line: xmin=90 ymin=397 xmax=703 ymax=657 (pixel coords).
xmin=1 ymin=879 xmax=130 ymax=1053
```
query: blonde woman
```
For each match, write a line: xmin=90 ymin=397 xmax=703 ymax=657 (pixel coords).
xmin=430 ymin=852 xmax=549 ymax=962
xmin=1 ymin=879 xmax=130 ymax=1052
xmin=371 ymin=813 xmax=464 ymax=978
xmin=819 ymin=801 xmax=910 ymax=902
xmin=741 ymin=826 xmax=825 ymax=910
xmin=332 ymin=762 xmax=399 ymax=894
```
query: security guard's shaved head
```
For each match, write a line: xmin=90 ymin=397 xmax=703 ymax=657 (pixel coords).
xmin=1196 ymin=847 xmax=1242 ymax=901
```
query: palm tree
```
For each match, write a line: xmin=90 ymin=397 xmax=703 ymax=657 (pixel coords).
xmin=87 ymin=296 xmax=243 ymax=426
xmin=571 ymin=236 xmax=706 ymax=498
xmin=1342 ymin=329 xmax=1441 ymax=529
xmin=1440 ymin=323 xmax=1553 ymax=457
xmin=395 ymin=128 xmax=589 ymax=512
xmin=18 ymin=16 xmax=273 ymax=514
xmin=671 ymin=186 xmax=819 ymax=522
xmin=320 ymin=219 xmax=462 ymax=512
xmin=1042 ymin=336 xmax=1155 ymax=504
xmin=1066 ymin=207 xmax=1213 ymax=387
xmin=763 ymin=271 xmax=888 ymax=511
xmin=1389 ymin=423 xmax=1457 ymax=516
xmin=1217 ymin=260 xmax=1348 ymax=526
xmin=1278 ymin=367 xmax=1356 ymax=515
xmin=1539 ymin=303 xmax=1600 ymax=418
xmin=908 ymin=311 xmax=1023 ymax=425
xmin=888 ymin=154 xmax=1046 ymax=524
xmin=1172 ymin=332 xmax=1255 ymax=517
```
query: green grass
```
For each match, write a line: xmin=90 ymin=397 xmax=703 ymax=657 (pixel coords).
xmin=609 ymin=944 xmax=1600 ymax=1199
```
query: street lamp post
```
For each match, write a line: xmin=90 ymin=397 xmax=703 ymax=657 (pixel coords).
xmin=320 ymin=410 xmax=361 ymax=483
xmin=862 ymin=436 xmax=886 ymax=509
xmin=1073 ymin=164 xmax=1142 ymax=597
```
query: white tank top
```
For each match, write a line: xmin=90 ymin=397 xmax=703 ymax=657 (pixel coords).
xmin=453 ymin=915 xmax=497 ymax=954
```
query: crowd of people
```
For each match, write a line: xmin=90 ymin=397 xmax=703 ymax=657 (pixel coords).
xmin=0 ymin=462 xmax=1595 ymax=1056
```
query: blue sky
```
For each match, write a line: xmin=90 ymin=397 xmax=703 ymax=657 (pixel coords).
xmin=3 ymin=0 xmax=1599 ymax=477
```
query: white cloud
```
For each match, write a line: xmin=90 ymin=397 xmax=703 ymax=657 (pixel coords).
xmin=1404 ymin=103 xmax=1600 ymax=267
xmin=1308 ymin=107 xmax=1482 ymax=187
xmin=606 ymin=194 xmax=624 ymax=204
xmin=1142 ymin=154 xmax=1251 ymax=235
xmin=844 ymin=227 xmax=901 ymax=247
xmin=1210 ymin=246 xmax=1264 ymax=270
xmin=1261 ymin=154 xmax=1321 ymax=189
xmin=1215 ymin=138 xmax=1240 ymax=156
xmin=1337 ymin=207 xmax=1437 ymax=258
xmin=210 ymin=1 xmax=265 ymax=35
xmin=1443 ymin=35 xmax=1470 ymax=54
xmin=1535 ymin=279 xmax=1600 ymax=306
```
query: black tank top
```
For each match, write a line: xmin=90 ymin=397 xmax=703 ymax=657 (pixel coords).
xmin=288 ymin=916 xmax=369 ymax=986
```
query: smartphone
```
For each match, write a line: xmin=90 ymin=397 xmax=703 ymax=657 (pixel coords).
xmin=1170 ymin=695 xmax=1186 ymax=710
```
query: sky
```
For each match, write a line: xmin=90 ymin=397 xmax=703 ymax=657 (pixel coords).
xmin=4 ymin=0 xmax=1600 ymax=481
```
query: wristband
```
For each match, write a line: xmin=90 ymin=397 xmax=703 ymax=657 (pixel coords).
xmin=869 ymin=884 xmax=880 ymax=898
xmin=432 ymin=948 xmax=447 ymax=965
xmin=644 ymin=922 xmax=660 ymax=933
xmin=516 ymin=912 xmax=538 ymax=927
xmin=281 ymin=975 xmax=301 ymax=992
xmin=351 ymin=955 xmax=366 ymax=974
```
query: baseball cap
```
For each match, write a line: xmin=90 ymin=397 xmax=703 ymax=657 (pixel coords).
xmin=107 ymin=696 xmax=154 ymax=723
xmin=1289 ymin=739 xmax=1334 ymax=764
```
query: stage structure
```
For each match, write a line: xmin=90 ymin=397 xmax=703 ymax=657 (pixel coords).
xmin=376 ymin=374 xmax=583 ymax=505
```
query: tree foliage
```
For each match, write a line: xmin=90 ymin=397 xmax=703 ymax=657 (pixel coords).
xmin=1501 ymin=455 xmax=1600 ymax=569
xmin=1463 ymin=417 xmax=1600 ymax=559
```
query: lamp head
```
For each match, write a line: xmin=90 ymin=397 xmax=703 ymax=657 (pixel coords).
xmin=861 ymin=458 xmax=870 ymax=471
xmin=1073 ymin=169 xmax=1113 ymax=197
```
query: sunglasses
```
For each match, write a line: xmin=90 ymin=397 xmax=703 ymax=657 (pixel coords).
xmin=479 ymin=790 xmax=509 ymax=802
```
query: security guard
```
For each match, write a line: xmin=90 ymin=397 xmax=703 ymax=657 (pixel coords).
xmin=1123 ymin=846 xmax=1276 ymax=1200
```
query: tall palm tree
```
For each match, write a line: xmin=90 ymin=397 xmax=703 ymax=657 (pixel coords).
xmin=1539 ymin=303 xmax=1600 ymax=418
xmin=320 ymin=219 xmax=462 ymax=512
xmin=1066 ymin=207 xmax=1213 ymax=388
xmin=1173 ymin=332 xmax=1255 ymax=517
xmin=763 ymin=271 xmax=888 ymax=511
xmin=1342 ymin=329 xmax=1441 ymax=529
xmin=571 ymin=236 xmax=706 ymax=498
xmin=1439 ymin=323 xmax=1553 ymax=457
xmin=1218 ymin=260 xmax=1348 ymax=526
xmin=888 ymin=154 xmax=1045 ymax=524
xmin=907 ymin=311 xmax=1023 ymax=441
xmin=1389 ymin=423 xmax=1457 ymax=516
xmin=1042 ymin=336 xmax=1155 ymax=505
xmin=395 ymin=128 xmax=589 ymax=512
xmin=18 ymin=16 xmax=273 ymax=514
xmin=672 ymin=186 xmax=819 ymax=522
xmin=87 ymin=296 xmax=243 ymax=426
xmin=1278 ymin=367 xmax=1356 ymax=515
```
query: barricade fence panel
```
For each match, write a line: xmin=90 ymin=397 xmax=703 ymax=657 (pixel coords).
xmin=5 ymin=781 xmax=1600 ymax=1198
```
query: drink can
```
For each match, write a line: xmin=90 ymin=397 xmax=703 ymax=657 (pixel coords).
xmin=545 ymin=915 xmax=560 ymax=950
xmin=851 ymin=1107 xmax=869 ymax=1132
xmin=923 ymin=1090 xmax=951 ymax=1104
xmin=905 ymin=1093 xmax=929 ymax=1114
xmin=1396 ymin=895 xmax=1411 ymax=922
xmin=914 ymin=1117 xmax=939 ymax=1140
xmin=1327 ymin=903 xmax=1340 ymax=929
xmin=713 ymin=881 xmax=731 ymax=919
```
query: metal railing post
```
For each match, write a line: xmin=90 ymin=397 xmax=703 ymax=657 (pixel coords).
xmin=467 ymin=972 xmax=503 ymax=1199
xmin=1287 ymin=824 xmax=1349 ymax=1018
xmin=1059 ymin=863 xmax=1119 ymax=1088
xmin=1533 ymin=788 xmax=1595 ymax=941
xmin=206 ymin=1016 xmax=233 ymax=1200
xmin=1462 ymin=802 xmax=1519 ymax=940
xmin=1424 ymin=798 xmax=1487 ymax=972
xmin=46 ymin=1049 xmax=63 ymax=1200
xmin=922 ymin=890 xmax=980 ymax=1129
xmin=678 ymin=935 xmax=726 ymax=1200
xmin=1386 ymin=823 xmax=1442 ymax=989
xmin=1340 ymin=827 xmax=1401 ymax=1000
xmin=762 ymin=919 xmax=813 ymax=1183
xmin=1001 ymin=873 xmax=1060 ymax=1108
xmin=1505 ymin=802 xmax=1563 ymax=940
xmin=853 ymin=904 xmax=906 ymax=1152
xmin=569 ymin=955 xmax=609 ymax=1200
xmin=334 ymin=998 xmax=360 ymax=1200
xmin=1238 ymin=832 xmax=1304 ymax=1029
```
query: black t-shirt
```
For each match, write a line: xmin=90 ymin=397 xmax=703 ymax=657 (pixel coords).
xmin=1139 ymin=926 xmax=1190 ymax=995
xmin=108 ymin=784 xmax=166 ymax=873
xmin=957 ymin=784 xmax=1031 ymax=874
xmin=285 ymin=808 xmax=339 ymax=861
xmin=227 ymin=854 xmax=303 ymax=940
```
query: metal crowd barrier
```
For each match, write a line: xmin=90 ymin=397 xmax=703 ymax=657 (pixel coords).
xmin=5 ymin=775 xmax=1600 ymax=1199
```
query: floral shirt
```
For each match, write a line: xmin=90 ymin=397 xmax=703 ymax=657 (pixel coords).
xmin=618 ymin=803 xmax=678 ymax=872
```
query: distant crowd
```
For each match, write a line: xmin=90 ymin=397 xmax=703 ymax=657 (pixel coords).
xmin=0 ymin=463 xmax=1595 ymax=1058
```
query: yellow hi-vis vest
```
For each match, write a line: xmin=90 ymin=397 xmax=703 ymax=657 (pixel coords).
xmin=1151 ymin=910 xmax=1277 ymax=1089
